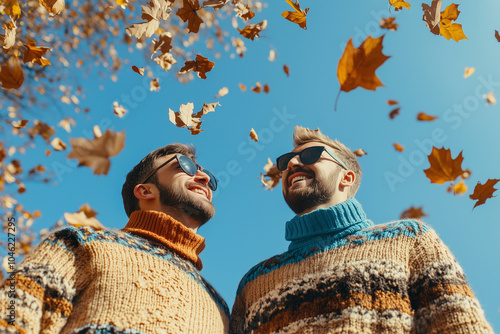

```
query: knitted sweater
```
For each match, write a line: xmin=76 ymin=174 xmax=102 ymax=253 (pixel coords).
xmin=230 ymin=198 xmax=492 ymax=334
xmin=0 ymin=210 xmax=229 ymax=334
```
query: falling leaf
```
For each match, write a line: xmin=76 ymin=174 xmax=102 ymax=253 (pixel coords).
xmin=260 ymin=158 xmax=282 ymax=190
xmin=58 ymin=118 xmax=76 ymax=132
xmin=380 ymin=17 xmax=398 ymax=31
xmin=389 ymin=107 xmax=400 ymax=119
xmin=79 ymin=203 xmax=98 ymax=218
xmin=461 ymin=169 xmax=472 ymax=180
xmin=169 ymin=102 xmax=219 ymax=135
xmin=438 ymin=4 xmax=467 ymax=42
xmin=269 ymin=49 xmax=276 ymax=62
xmin=93 ymin=125 xmax=102 ymax=138
xmin=150 ymin=78 xmax=160 ymax=91
xmin=27 ymin=120 xmax=54 ymax=143
xmin=2 ymin=0 xmax=21 ymax=20
xmin=263 ymin=84 xmax=270 ymax=93
xmin=67 ymin=130 xmax=126 ymax=175
xmin=281 ymin=0 xmax=309 ymax=30
xmin=50 ymin=137 xmax=67 ymax=151
xmin=126 ymin=0 xmax=171 ymax=38
xmin=336 ymin=35 xmax=390 ymax=110
xmin=251 ymin=82 xmax=262 ymax=93
xmin=0 ymin=55 xmax=24 ymax=89
xmin=400 ymin=206 xmax=428 ymax=219
xmin=176 ymin=0 xmax=203 ymax=34
xmin=394 ymin=143 xmax=404 ymax=152
xmin=152 ymin=32 xmax=173 ymax=55
xmin=2 ymin=21 xmax=16 ymax=50
xmin=202 ymin=0 xmax=229 ymax=10
xmin=234 ymin=2 xmax=255 ymax=20
xmin=483 ymin=92 xmax=496 ymax=105
xmin=238 ymin=20 xmax=267 ymax=40
xmin=422 ymin=0 xmax=442 ymax=35
xmin=469 ymin=179 xmax=500 ymax=209
xmin=23 ymin=40 xmax=51 ymax=66
xmin=250 ymin=128 xmax=258 ymax=142
xmin=113 ymin=102 xmax=127 ymax=117
xmin=424 ymin=147 xmax=465 ymax=184
xmin=463 ymin=67 xmax=475 ymax=78
xmin=352 ymin=148 xmax=368 ymax=157
xmin=64 ymin=211 xmax=104 ymax=229
xmin=154 ymin=52 xmax=177 ymax=72
xmin=11 ymin=120 xmax=28 ymax=129
xmin=215 ymin=87 xmax=228 ymax=98
xmin=117 ymin=0 xmax=128 ymax=9
xmin=495 ymin=30 xmax=500 ymax=42
xmin=39 ymin=0 xmax=65 ymax=15
xmin=389 ymin=0 xmax=410 ymax=11
xmin=387 ymin=99 xmax=398 ymax=105
xmin=239 ymin=83 xmax=246 ymax=91
xmin=132 ymin=66 xmax=144 ymax=75
xmin=179 ymin=54 xmax=214 ymax=79
xmin=417 ymin=112 xmax=438 ymax=121
xmin=283 ymin=64 xmax=290 ymax=77
xmin=447 ymin=180 xmax=467 ymax=195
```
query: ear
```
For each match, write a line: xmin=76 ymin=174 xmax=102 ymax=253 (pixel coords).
xmin=133 ymin=184 xmax=157 ymax=201
xmin=339 ymin=170 xmax=355 ymax=188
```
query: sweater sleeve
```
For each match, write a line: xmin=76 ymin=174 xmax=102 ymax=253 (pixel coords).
xmin=0 ymin=227 xmax=91 ymax=334
xmin=409 ymin=227 xmax=493 ymax=333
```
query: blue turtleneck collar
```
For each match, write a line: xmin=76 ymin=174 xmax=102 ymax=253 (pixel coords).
xmin=285 ymin=197 xmax=373 ymax=251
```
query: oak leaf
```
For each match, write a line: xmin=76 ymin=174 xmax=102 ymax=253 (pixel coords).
xmin=39 ymin=0 xmax=65 ymax=16
xmin=417 ymin=112 xmax=437 ymax=121
xmin=67 ymin=129 xmax=126 ymax=175
xmin=389 ymin=0 xmax=410 ymax=11
xmin=469 ymin=179 xmax=500 ymax=209
xmin=169 ymin=102 xmax=219 ymax=135
xmin=176 ymin=0 xmax=203 ymax=33
xmin=352 ymin=148 xmax=367 ymax=157
xmin=424 ymin=147 xmax=465 ymax=184
xmin=0 ymin=55 xmax=24 ymax=89
xmin=154 ymin=52 xmax=177 ymax=72
xmin=447 ymin=180 xmax=467 ymax=195
xmin=400 ymin=206 xmax=428 ymax=219
xmin=238 ymin=20 xmax=267 ymax=40
xmin=126 ymin=0 xmax=171 ymax=39
xmin=23 ymin=40 xmax=51 ymax=66
xmin=380 ymin=17 xmax=398 ymax=31
xmin=260 ymin=158 xmax=282 ymax=190
xmin=281 ymin=0 xmax=309 ymax=30
xmin=250 ymin=128 xmax=258 ymax=142
xmin=179 ymin=54 xmax=214 ymax=79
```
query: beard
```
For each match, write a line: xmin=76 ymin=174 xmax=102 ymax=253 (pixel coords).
xmin=155 ymin=182 xmax=215 ymax=226
xmin=284 ymin=169 xmax=340 ymax=215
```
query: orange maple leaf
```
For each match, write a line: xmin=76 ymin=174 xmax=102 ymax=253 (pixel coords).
xmin=179 ymin=54 xmax=214 ymax=79
xmin=0 ymin=55 xmax=24 ymax=89
xmin=176 ymin=0 xmax=203 ymax=33
xmin=417 ymin=112 xmax=438 ymax=121
xmin=260 ymin=158 xmax=282 ymax=190
xmin=238 ymin=20 xmax=267 ymax=40
xmin=168 ymin=102 xmax=219 ymax=135
xmin=389 ymin=0 xmax=410 ymax=11
xmin=423 ymin=147 xmax=465 ymax=184
xmin=281 ymin=0 xmax=309 ymax=30
xmin=336 ymin=35 xmax=390 ymax=110
xmin=423 ymin=2 xmax=467 ymax=42
xmin=469 ymin=179 xmax=500 ymax=209
xmin=400 ymin=206 xmax=428 ymax=219
xmin=23 ymin=40 xmax=51 ymax=66
xmin=380 ymin=17 xmax=398 ymax=31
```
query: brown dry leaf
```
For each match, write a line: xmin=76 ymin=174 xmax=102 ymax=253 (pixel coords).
xmin=39 ymin=0 xmax=65 ymax=15
xmin=113 ymin=102 xmax=127 ymax=117
xmin=239 ymin=83 xmax=246 ymax=91
xmin=495 ymin=30 xmax=500 ymax=42
xmin=281 ymin=0 xmax=309 ymax=30
xmin=447 ymin=180 xmax=467 ymax=195
xmin=117 ymin=0 xmax=128 ymax=8
xmin=150 ymin=78 xmax=160 ymax=91
xmin=283 ymin=64 xmax=290 ymax=77
xmin=400 ymin=206 xmax=428 ymax=219
xmin=469 ymin=179 xmax=500 ymax=209
xmin=154 ymin=52 xmax=177 ymax=73
xmin=234 ymin=2 xmax=255 ymax=20
xmin=132 ymin=65 xmax=144 ymax=75
xmin=263 ymin=84 xmax=270 ymax=93
xmin=438 ymin=3 xmax=467 ymax=42
xmin=387 ymin=99 xmax=398 ymax=105
xmin=380 ymin=17 xmax=398 ymax=31
xmin=152 ymin=32 xmax=173 ymax=55
xmin=463 ymin=67 xmax=474 ymax=78
xmin=336 ymin=35 xmax=390 ymax=109
xmin=238 ymin=20 xmax=267 ymax=40
xmin=59 ymin=117 xmax=76 ymax=132
xmin=422 ymin=0 xmax=442 ymax=35
xmin=352 ymin=148 xmax=367 ymax=157
xmin=126 ymin=0 xmax=171 ymax=38
xmin=50 ymin=137 xmax=66 ymax=151
xmin=215 ymin=87 xmax=228 ymax=98
xmin=179 ymin=54 xmax=214 ymax=79
xmin=169 ymin=102 xmax=219 ymax=135
xmin=12 ymin=120 xmax=28 ymax=129
xmin=0 ymin=55 xmax=24 ymax=89
xmin=176 ymin=0 xmax=203 ymax=33
xmin=3 ymin=0 xmax=21 ymax=19
xmin=23 ymin=40 xmax=51 ymax=66
xmin=2 ymin=21 xmax=16 ymax=50
xmin=389 ymin=107 xmax=400 ymax=119
xmin=64 ymin=211 xmax=104 ymax=229
xmin=93 ymin=125 xmax=102 ymax=138
xmin=67 ymin=130 xmax=126 ymax=175
xmin=389 ymin=0 xmax=410 ymax=11
xmin=483 ymin=92 xmax=496 ymax=105
xmin=260 ymin=158 xmax=282 ymax=190
xmin=79 ymin=203 xmax=97 ymax=218
xmin=251 ymin=82 xmax=262 ymax=93
xmin=417 ymin=112 xmax=438 ymax=121
xmin=394 ymin=143 xmax=404 ymax=152
xmin=250 ymin=128 xmax=258 ymax=142
xmin=27 ymin=120 xmax=54 ymax=143
xmin=202 ymin=0 xmax=229 ymax=10
xmin=424 ymin=147 xmax=465 ymax=184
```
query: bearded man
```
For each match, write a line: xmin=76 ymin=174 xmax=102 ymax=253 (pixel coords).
xmin=230 ymin=126 xmax=492 ymax=334
xmin=0 ymin=143 xmax=229 ymax=334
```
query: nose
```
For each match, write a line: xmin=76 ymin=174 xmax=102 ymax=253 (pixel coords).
xmin=286 ymin=153 xmax=303 ymax=170
xmin=193 ymin=168 xmax=210 ymax=186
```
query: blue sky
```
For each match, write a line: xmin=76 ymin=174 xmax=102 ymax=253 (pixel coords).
xmin=5 ymin=0 xmax=500 ymax=330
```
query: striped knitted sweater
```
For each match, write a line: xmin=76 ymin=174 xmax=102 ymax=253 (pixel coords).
xmin=230 ymin=198 xmax=492 ymax=334
xmin=0 ymin=210 xmax=229 ymax=334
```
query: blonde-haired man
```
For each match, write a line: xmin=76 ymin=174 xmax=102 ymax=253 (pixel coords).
xmin=230 ymin=126 xmax=492 ymax=334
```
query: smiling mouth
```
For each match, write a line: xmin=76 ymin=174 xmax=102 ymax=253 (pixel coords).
xmin=188 ymin=187 xmax=209 ymax=200
xmin=288 ymin=172 xmax=313 ymax=187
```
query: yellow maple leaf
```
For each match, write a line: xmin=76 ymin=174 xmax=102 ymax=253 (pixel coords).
xmin=2 ymin=0 xmax=21 ymax=20
xmin=439 ymin=3 xmax=467 ymax=42
xmin=281 ymin=0 xmax=309 ymax=30
xmin=389 ymin=0 xmax=410 ymax=11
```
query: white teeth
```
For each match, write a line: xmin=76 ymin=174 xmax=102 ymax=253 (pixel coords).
xmin=190 ymin=188 xmax=206 ymax=196
xmin=291 ymin=176 xmax=307 ymax=184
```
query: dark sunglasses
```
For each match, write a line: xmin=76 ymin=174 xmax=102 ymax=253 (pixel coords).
xmin=276 ymin=146 xmax=348 ymax=171
xmin=141 ymin=154 xmax=218 ymax=191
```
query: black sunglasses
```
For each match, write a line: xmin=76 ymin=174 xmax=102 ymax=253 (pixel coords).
xmin=276 ymin=146 xmax=348 ymax=171
xmin=141 ymin=154 xmax=218 ymax=191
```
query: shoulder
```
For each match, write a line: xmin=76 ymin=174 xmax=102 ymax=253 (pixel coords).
xmin=361 ymin=219 xmax=434 ymax=239
xmin=43 ymin=226 xmax=128 ymax=249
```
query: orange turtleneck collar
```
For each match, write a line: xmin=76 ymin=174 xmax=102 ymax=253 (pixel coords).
xmin=122 ymin=210 xmax=206 ymax=270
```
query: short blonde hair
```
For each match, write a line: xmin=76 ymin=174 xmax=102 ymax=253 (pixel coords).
xmin=292 ymin=126 xmax=361 ymax=197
